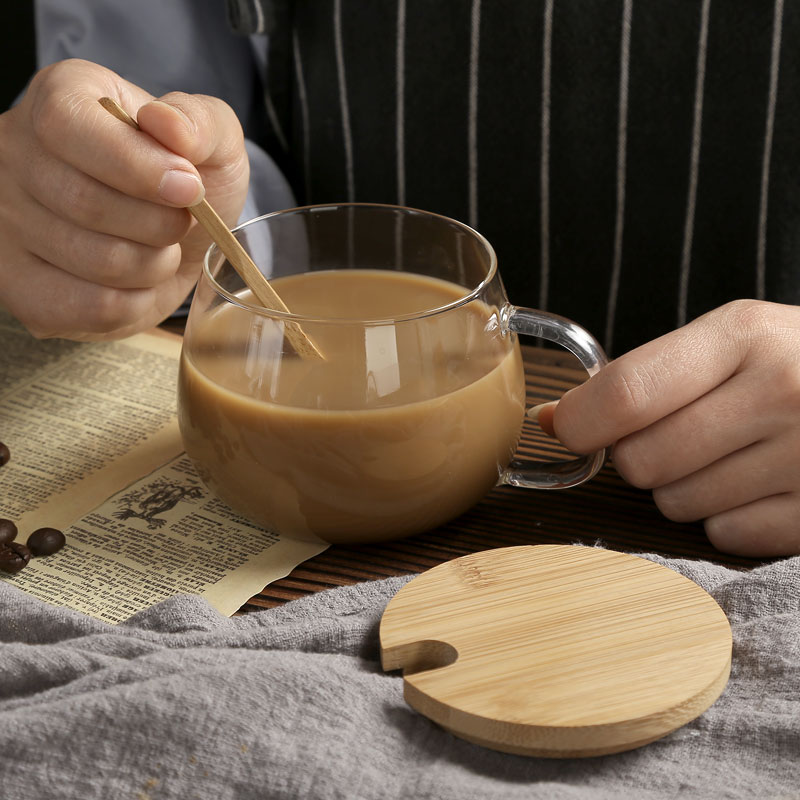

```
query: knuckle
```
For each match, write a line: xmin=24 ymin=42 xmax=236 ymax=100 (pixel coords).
xmin=771 ymin=361 xmax=800 ymax=407
xmin=93 ymin=237 xmax=136 ymax=285
xmin=26 ymin=61 xmax=61 ymax=98
xmin=87 ymin=286 xmax=131 ymax=332
xmin=28 ymin=62 xmax=81 ymax=142
xmin=97 ymin=239 xmax=177 ymax=288
xmin=60 ymin=176 xmax=98 ymax=227
xmin=29 ymin=89 xmax=59 ymax=145
xmin=721 ymin=298 xmax=773 ymax=335
xmin=610 ymin=437 xmax=657 ymax=489
xmin=117 ymin=242 xmax=182 ymax=288
xmin=29 ymin=60 xmax=120 ymax=150
xmin=605 ymin=364 xmax=658 ymax=420
xmin=142 ymin=245 xmax=182 ymax=287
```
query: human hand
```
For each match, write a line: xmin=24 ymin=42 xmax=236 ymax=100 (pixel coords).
xmin=0 ymin=58 xmax=249 ymax=340
xmin=543 ymin=300 xmax=800 ymax=557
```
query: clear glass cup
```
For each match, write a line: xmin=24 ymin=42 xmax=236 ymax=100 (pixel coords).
xmin=178 ymin=204 xmax=607 ymax=544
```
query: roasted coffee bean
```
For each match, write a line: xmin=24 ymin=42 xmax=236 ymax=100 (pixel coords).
xmin=0 ymin=542 xmax=31 ymax=574
xmin=0 ymin=441 xmax=9 ymax=466
xmin=0 ymin=518 xmax=17 ymax=545
xmin=27 ymin=527 xmax=66 ymax=557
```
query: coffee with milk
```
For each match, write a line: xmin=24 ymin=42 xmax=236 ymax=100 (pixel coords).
xmin=179 ymin=269 xmax=525 ymax=543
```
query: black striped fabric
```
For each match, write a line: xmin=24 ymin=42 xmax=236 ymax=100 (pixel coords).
xmin=235 ymin=0 xmax=799 ymax=357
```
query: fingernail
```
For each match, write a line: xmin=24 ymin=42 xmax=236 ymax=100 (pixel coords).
xmin=158 ymin=170 xmax=205 ymax=206
xmin=527 ymin=401 xmax=558 ymax=437
xmin=527 ymin=401 xmax=557 ymax=420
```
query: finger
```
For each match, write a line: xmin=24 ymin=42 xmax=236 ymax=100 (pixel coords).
xmin=14 ymin=194 xmax=183 ymax=290
xmin=554 ymin=303 xmax=748 ymax=454
xmin=20 ymin=147 xmax=192 ymax=246
xmin=652 ymin=428 xmax=800 ymax=522
xmin=29 ymin=62 xmax=204 ymax=206
xmin=705 ymin=493 xmax=800 ymax=557
xmin=612 ymin=368 xmax=772 ymax=489
xmin=1 ymin=250 xmax=198 ymax=340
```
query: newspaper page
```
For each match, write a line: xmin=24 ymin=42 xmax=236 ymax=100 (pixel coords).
xmin=0 ymin=311 xmax=327 ymax=621
xmin=0 ymin=311 xmax=185 ymax=531
xmin=3 ymin=454 xmax=325 ymax=622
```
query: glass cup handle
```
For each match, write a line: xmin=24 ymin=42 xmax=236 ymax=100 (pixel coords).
xmin=500 ymin=304 xmax=609 ymax=489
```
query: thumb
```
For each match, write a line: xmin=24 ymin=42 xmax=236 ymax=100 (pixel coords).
xmin=136 ymin=91 xmax=245 ymax=169
xmin=136 ymin=92 xmax=249 ymax=225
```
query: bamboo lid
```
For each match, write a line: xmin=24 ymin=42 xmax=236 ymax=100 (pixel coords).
xmin=380 ymin=545 xmax=732 ymax=757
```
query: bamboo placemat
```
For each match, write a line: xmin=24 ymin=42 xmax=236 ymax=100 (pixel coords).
xmin=243 ymin=345 xmax=765 ymax=611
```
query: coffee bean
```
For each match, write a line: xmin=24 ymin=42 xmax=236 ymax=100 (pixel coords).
xmin=0 ymin=542 xmax=31 ymax=574
xmin=0 ymin=519 xmax=17 ymax=545
xmin=27 ymin=527 xmax=66 ymax=557
xmin=0 ymin=442 xmax=9 ymax=466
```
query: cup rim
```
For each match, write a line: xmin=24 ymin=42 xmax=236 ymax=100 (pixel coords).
xmin=201 ymin=202 xmax=499 ymax=325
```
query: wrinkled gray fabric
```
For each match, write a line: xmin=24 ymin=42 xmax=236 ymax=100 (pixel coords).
xmin=0 ymin=550 xmax=798 ymax=799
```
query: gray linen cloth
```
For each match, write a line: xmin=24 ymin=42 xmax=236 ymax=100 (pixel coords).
xmin=0 ymin=549 xmax=798 ymax=799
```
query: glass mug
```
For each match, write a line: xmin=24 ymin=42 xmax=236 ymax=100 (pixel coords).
xmin=178 ymin=204 xmax=608 ymax=544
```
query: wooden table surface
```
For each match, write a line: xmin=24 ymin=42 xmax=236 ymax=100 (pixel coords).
xmin=239 ymin=344 xmax=766 ymax=612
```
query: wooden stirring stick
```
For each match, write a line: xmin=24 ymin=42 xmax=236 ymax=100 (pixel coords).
xmin=98 ymin=96 xmax=324 ymax=360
